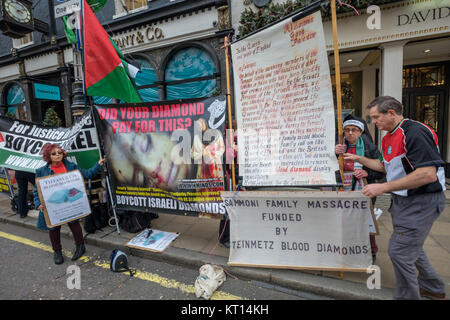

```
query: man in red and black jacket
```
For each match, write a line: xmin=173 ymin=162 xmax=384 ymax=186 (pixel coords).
xmin=344 ymin=96 xmax=446 ymax=300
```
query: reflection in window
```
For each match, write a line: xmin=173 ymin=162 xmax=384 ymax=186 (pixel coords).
xmin=93 ymin=96 xmax=113 ymax=104
xmin=125 ymin=0 xmax=146 ymax=11
xmin=415 ymin=95 xmax=440 ymax=134
xmin=403 ymin=65 xmax=445 ymax=88
xmin=165 ymin=47 xmax=216 ymax=100
xmin=331 ymin=72 xmax=362 ymax=118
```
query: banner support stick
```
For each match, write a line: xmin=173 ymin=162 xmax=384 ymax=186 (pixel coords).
xmin=105 ymin=174 xmax=120 ymax=235
xmin=331 ymin=0 xmax=345 ymax=279
xmin=224 ymin=36 xmax=236 ymax=191
xmin=89 ymin=107 xmax=121 ymax=235
xmin=80 ymin=3 xmax=120 ymax=235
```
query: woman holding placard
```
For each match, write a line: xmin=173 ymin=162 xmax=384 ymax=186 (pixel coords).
xmin=335 ymin=115 xmax=385 ymax=263
xmin=34 ymin=143 xmax=106 ymax=265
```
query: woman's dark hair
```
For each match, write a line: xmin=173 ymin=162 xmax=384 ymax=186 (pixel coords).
xmin=41 ymin=143 xmax=67 ymax=164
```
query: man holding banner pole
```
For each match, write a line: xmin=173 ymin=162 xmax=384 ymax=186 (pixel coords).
xmin=343 ymin=96 xmax=446 ymax=300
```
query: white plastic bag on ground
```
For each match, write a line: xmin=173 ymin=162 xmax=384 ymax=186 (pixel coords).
xmin=195 ymin=264 xmax=226 ymax=299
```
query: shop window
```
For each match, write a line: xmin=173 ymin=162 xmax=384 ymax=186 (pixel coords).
xmin=114 ymin=0 xmax=148 ymax=17
xmin=135 ymin=58 xmax=158 ymax=102
xmin=403 ymin=65 xmax=445 ymax=88
xmin=414 ymin=95 xmax=440 ymax=134
xmin=5 ymin=84 xmax=25 ymax=117
xmin=125 ymin=0 xmax=146 ymax=11
xmin=331 ymin=72 xmax=363 ymax=118
xmin=12 ymin=33 xmax=33 ymax=49
xmin=165 ymin=47 xmax=217 ymax=100
xmin=92 ymin=58 xmax=157 ymax=103
xmin=93 ymin=96 xmax=114 ymax=104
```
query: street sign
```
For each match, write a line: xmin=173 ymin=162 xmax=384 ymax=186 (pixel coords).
xmin=54 ymin=0 xmax=81 ymax=18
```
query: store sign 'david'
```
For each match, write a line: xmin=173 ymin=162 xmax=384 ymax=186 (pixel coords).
xmin=397 ymin=6 xmax=450 ymax=25
xmin=323 ymin=0 xmax=450 ymax=50
xmin=112 ymin=26 xmax=165 ymax=49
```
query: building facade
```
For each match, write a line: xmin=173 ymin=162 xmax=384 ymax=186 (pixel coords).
xmin=232 ymin=0 xmax=450 ymax=175
xmin=0 ymin=0 xmax=231 ymax=126
xmin=1 ymin=0 xmax=449 ymax=174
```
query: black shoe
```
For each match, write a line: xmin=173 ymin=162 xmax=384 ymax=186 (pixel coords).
xmin=19 ymin=214 xmax=27 ymax=218
xmin=54 ymin=250 xmax=64 ymax=265
xmin=71 ymin=244 xmax=86 ymax=261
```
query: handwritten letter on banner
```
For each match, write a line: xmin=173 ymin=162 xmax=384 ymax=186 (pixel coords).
xmin=231 ymin=10 xmax=339 ymax=186
xmin=221 ymin=191 xmax=372 ymax=271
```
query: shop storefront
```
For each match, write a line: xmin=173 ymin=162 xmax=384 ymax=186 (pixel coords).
xmin=0 ymin=0 xmax=230 ymax=126
xmin=103 ymin=5 xmax=229 ymax=105
xmin=0 ymin=45 xmax=73 ymax=126
xmin=323 ymin=0 xmax=450 ymax=175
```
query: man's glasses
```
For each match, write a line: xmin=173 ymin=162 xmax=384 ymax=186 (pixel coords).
xmin=51 ymin=151 xmax=63 ymax=156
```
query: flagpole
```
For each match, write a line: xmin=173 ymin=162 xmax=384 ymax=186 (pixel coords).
xmin=90 ymin=106 xmax=121 ymax=235
xmin=331 ymin=0 xmax=345 ymax=279
xmin=80 ymin=0 xmax=87 ymax=111
xmin=81 ymin=0 xmax=121 ymax=234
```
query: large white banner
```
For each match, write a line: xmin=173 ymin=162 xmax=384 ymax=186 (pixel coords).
xmin=222 ymin=191 xmax=372 ymax=271
xmin=231 ymin=10 xmax=339 ymax=186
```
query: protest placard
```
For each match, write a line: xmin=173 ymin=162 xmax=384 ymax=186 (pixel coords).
xmin=230 ymin=10 xmax=339 ymax=186
xmin=94 ymin=96 xmax=227 ymax=217
xmin=36 ymin=170 xmax=91 ymax=228
xmin=126 ymin=229 xmax=179 ymax=253
xmin=222 ymin=191 xmax=372 ymax=271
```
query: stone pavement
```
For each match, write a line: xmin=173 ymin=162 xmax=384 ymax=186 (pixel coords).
xmin=1 ymin=189 xmax=449 ymax=300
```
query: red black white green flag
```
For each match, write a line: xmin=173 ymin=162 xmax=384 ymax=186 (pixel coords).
xmin=82 ymin=0 xmax=142 ymax=103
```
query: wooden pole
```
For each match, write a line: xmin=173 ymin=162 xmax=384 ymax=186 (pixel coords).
xmin=224 ymin=36 xmax=236 ymax=191
xmin=330 ymin=0 xmax=345 ymax=279
xmin=331 ymin=0 xmax=344 ymax=186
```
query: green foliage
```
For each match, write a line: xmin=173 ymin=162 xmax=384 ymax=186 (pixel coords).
xmin=239 ymin=0 xmax=309 ymax=37
xmin=43 ymin=107 xmax=62 ymax=127
xmin=210 ymin=86 xmax=222 ymax=97
xmin=238 ymin=0 xmax=404 ymax=37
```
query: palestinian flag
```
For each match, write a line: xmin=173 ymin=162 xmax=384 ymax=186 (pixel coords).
xmin=82 ymin=0 xmax=142 ymax=103
xmin=109 ymin=37 xmax=141 ymax=87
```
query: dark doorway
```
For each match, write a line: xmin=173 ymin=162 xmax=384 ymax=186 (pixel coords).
xmin=402 ymin=62 xmax=449 ymax=171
